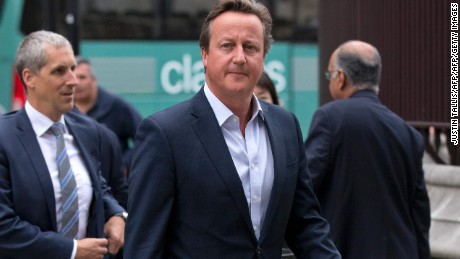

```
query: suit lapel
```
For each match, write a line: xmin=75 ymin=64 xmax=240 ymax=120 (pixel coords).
xmin=258 ymin=104 xmax=286 ymax=242
xmin=64 ymin=115 xmax=99 ymax=185
xmin=190 ymin=89 xmax=255 ymax=236
xmin=64 ymin=114 xmax=101 ymax=230
xmin=16 ymin=109 xmax=58 ymax=230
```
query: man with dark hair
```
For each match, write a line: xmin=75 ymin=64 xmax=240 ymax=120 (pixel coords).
xmin=124 ymin=0 xmax=340 ymax=258
xmin=305 ymin=40 xmax=431 ymax=258
xmin=255 ymin=71 xmax=280 ymax=105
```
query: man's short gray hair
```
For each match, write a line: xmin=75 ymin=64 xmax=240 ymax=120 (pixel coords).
xmin=15 ymin=30 xmax=73 ymax=84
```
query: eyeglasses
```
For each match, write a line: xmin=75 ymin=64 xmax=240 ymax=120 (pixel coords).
xmin=324 ymin=70 xmax=339 ymax=81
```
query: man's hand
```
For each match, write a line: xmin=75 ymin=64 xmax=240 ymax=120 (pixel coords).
xmin=104 ymin=215 xmax=125 ymax=255
xmin=75 ymin=238 xmax=108 ymax=259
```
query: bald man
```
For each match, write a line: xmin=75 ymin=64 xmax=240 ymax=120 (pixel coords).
xmin=304 ymin=40 xmax=431 ymax=258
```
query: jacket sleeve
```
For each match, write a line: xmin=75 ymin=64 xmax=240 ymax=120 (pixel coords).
xmin=94 ymin=125 xmax=126 ymax=219
xmin=124 ymin=116 xmax=175 ymax=258
xmin=411 ymin=138 xmax=431 ymax=259
xmin=97 ymin=123 xmax=128 ymax=209
xmin=285 ymin=114 xmax=341 ymax=258
xmin=121 ymin=102 xmax=143 ymax=171
xmin=304 ymin=108 xmax=334 ymax=192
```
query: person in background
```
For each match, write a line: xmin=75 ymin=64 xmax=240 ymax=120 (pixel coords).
xmin=0 ymin=30 xmax=126 ymax=258
xmin=74 ymin=58 xmax=143 ymax=175
xmin=304 ymin=40 xmax=430 ymax=258
xmin=254 ymin=70 xmax=279 ymax=105
xmin=124 ymin=0 xmax=340 ymax=258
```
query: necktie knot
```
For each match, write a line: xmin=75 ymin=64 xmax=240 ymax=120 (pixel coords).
xmin=49 ymin=123 xmax=65 ymax=137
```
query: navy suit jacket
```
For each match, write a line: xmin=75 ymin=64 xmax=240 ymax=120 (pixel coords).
xmin=68 ymin=109 xmax=128 ymax=209
xmin=87 ymin=87 xmax=142 ymax=172
xmin=125 ymin=88 xmax=340 ymax=258
xmin=305 ymin=90 xmax=431 ymax=259
xmin=0 ymin=108 xmax=125 ymax=258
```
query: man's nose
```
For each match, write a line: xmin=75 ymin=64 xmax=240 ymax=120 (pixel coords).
xmin=67 ymin=70 xmax=78 ymax=86
xmin=233 ymin=46 xmax=247 ymax=65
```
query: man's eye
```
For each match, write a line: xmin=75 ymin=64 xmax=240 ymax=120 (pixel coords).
xmin=53 ymin=68 xmax=65 ymax=75
xmin=245 ymin=45 xmax=258 ymax=53
xmin=221 ymin=43 xmax=232 ymax=49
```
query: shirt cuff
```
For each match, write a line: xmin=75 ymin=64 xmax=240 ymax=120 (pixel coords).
xmin=70 ymin=239 xmax=77 ymax=259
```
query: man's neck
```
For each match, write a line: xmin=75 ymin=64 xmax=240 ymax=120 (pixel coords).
xmin=225 ymin=96 xmax=254 ymax=138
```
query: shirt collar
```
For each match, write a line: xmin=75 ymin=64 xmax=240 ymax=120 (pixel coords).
xmin=25 ymin=101 xmax=67 ymax=137
xmin=203 ymin=83 xmax=264 ymax=127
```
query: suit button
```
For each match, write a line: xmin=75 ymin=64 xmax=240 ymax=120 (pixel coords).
xmin=256 ymin=247 xmax=262 ymax=255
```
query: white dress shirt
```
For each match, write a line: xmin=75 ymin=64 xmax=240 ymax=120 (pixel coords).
xmin=25 ymin=102 xmax=93 ymax=257
xmin=204 ymin=84 xmax=274 ymax=239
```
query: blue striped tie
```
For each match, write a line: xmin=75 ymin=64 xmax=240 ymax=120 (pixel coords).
xmin=49 ymin=123 xmax=79 ymax=239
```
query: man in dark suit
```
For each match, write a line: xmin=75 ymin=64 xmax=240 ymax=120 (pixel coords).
xmin=124 ymin=0 xmax=340 ymax=258
xmin=304 ymin=40 xmax=431 ymax=258
xmin=0 ymin=30 xmax=126 ymax=258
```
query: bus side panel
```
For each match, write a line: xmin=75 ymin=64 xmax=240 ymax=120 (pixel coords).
xmin=0 ymin=0 xmax=24 ymax=110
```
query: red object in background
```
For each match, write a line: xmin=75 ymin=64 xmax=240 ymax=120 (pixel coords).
xmin=11 ymin=69 xmax=26 ymax=110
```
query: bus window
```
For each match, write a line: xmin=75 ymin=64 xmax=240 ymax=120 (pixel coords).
xmin=20 ymin=0 xmax=43 ymax=34
xmin=20 ymin=0 xmax=68 ymax=36
xmin=0 ymin=0 xmax=4 ymax=22
xmin=78 ymin=0 xmax=317 ymax=42
xmin=15 ymin=0 xmax=317 ymax=42
xmin=271 ymin=0 xmax=317 ymax=41
xmin=79 ymin=0 xmax=211 ymax=40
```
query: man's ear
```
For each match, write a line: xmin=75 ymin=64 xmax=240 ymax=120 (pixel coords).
xmin=338 ymin=70 xmax=347 ymax=90
xmin=22 ymin=68 xmax=35 ymax=90
xmin=200 ymin=49 xmax=208 ymax=70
